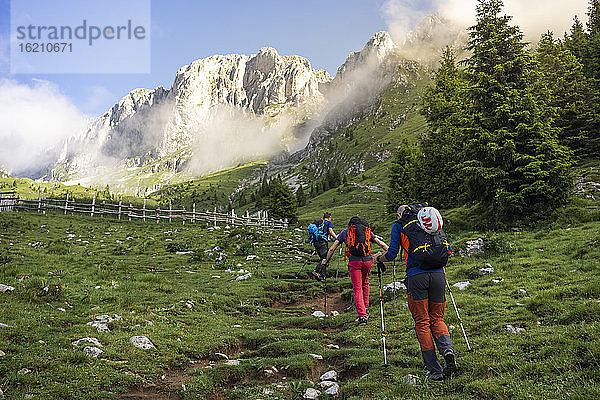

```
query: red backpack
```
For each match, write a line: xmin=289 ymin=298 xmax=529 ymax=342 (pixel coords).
xmin=346 ymin=217 xmax=372 ymax=259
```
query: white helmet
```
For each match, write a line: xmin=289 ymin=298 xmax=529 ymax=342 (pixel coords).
xmin=417 ymin=207 xmax=443 ymax=234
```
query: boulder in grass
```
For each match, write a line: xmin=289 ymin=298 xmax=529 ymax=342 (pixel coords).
xmin=504 ymin=324 xmax=525 ymax=334
xmin=325 ymin=382 xmax=340 ymax=396
xmin=453 ymin=281 xmax=470 ymax=290
xmin=479 ymin=263 xmax=494 ymax=274
xmin=309 ymin=353 xmax=323 ymax=360
xmin=72 ymin=337 xmax=103 ymax=348
xmin=0 ymin=284 xmax=14 ymax=293
xmin=459 ymin=238 xmax=485 ymax=257
xmin=311 ymin=311 xmax=325 ymax=318
xmin=129 ymin=336 xmax=155 ymax=350
xmin=319 ymin=380 xmax=336 ymax=389
xmin=401 ymin=374 xmax=419 ymax=385
xmin=0 ymin=350 xmax=5 ymax=357
xmin=83 ymin=346 xmax=103 ymax=358
xmin=319 ymin=370 xmax=338 ymax=382
xmin=303 ymin=388 xmax=320 ymax=399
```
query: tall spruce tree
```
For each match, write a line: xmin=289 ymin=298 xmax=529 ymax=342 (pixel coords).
xmin=387 ymin=139 xmax=416 ymax=213
xmin=295 ymin=185 xmax=306 ymax=207
xmin=460 ymin=0 xmax=572 ymax=226
xmin=268 ymin=177 xmax=297 ymax=222
xmin=418 ymin=47 xmax=467 ymax=207
xmin=535 ymin=32 xmax=589 ymax=155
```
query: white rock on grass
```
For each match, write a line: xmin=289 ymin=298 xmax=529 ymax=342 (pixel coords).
xmin=505 ymin=324 xmax=525 ymax=334
xmin=401 ymin=374 xmax=419 ymax=385
xmin=18 ymin=368 xmax=31 ymax=375
xmin=72 ymin=337 xmax=103 ymax=348
xmin=383 ymin=281 xmax=406 ymax=293
xmin=325 ymin=382 xmax=340 ymax=395
xmin=214 ymin=352 xmax=229 ymax=360
xmin=0 ymin=284 xmax=14 ymax=293
xmin=0 ymin=350 xmax=5 ymax=357
xmin=492 ymin=278 xmax=504 ymax=284
xmin=129 ymin=336 xmax=155 ymax=350
xmin=303 ymin=388 xmax=320 ymax=399
xmin=326 ymin=344 xmax=340 ymax=349
xmin=0 ymin=323 xmax=9 ymax=328
xmin=320 ymin=370 xmax=338 ymax=382
xmin=225 ymin=359 xmax=240 ymax=366
xmin=311 ymin=311 xmax=325 ymax=318
xmin=453 ymin=281 xmax=471 ymax=290
xmin=87 ymin=314 xmax=122 ymax=333
xmin=479 ymin=264 xmax=494 ymax=274
xmin=246 ymin=255 xmax=258 ymax=260
xmin=331 ymin=311 xmax=339 ymax=317
xmin=319 ymin=380 xmax=336 ymax=389
xmin=459 ymin=238 xmax=485 ymax=257
xmin=0 ymin=387 xmax=3 ymax=397
xmin=309 ymin=354 xmax=323 ymax=360
xmin=83 ymin=346 xmax=103 ymax=358
xmin=235 ymin=273 xmax=252 ymax=281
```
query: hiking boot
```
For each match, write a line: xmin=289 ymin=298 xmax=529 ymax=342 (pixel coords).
xmin=443 ymin=349 xmax=457 ymax=376
xmin=425 ymin=371 xmax=444 ymax=382
xmin=356 ymin=316 xmax=368 ymax=326
xmin=310 ymin=270 xmax=324 ymax=282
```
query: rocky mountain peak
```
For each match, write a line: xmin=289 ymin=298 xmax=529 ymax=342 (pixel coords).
xmin=400 ymin=13 xmax=468 ymax=60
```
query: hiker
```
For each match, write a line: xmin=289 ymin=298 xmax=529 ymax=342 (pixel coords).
xmin=374 ymin=204 xmax=457 ymax=381
xmin=320 ymin=217 xmax=388 ymax=325
xmin=308 ymin=212 xmax=336 ymax=281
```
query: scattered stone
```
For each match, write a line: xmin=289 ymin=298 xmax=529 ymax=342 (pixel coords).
xmin=175 ymin=251 xmax=193 ymax=255
xmin=0 ymin=387 xmax=3 ymax=397
xmin=319 ymin=380 xmax=336 ymax=389
xmin=83 ymin=346 xmax=103 ymax=357
xmin=402 ymin=302 xmax=409 ymax=309
xmin=505 ymin=324 xmax=525 ymax=334
xmin=225 ymin=359 xmax=240 ymax=366
xmin=129 ymin=336 xmax=155 ymax=350
xmin=0 ymin=323 xmax=9 ymax=328
xmin=326 ymin=344 xmax=340 ymax=350
xmin=18 ymin=368 xmax=32 ymax=375
xmin=459 ymin=238 xmax=485 ymax=257
xmin=262 ymin=388 xmax=273 ymax=395
xmin=214 ymin=352 xmax=229 ymax=360
xmin=401 ymin=374 xmax=419 ymax=385
xmin=235 ymin=273 xmax=252 ymax=281
xmin=263 ymin=369 xmax=274 ymax=377
xmin=211 ymin=275 xmax=221 ymax=278
xmin=246 ymin=255 xmax=258 ymax=260
xmin=57 ymin=307 xmax=67 ymax=312
xmin=479 ymin=264 xmax=494 ymax=274
xmin=331 ymin=310 xmax=339 ymax=317
xmin=519 ymin=289 xmax=527 ymax=294
xmin=325 ymin=382 xmax=340 ymax=395
xmin=233 ymin=324 xmax=241 ymax=328
xmin=320 ymin=370 xmax=338 ymax=382
xmin=0 ymin=284 xmax=14 ymax=293
xmin=491 ymin=278 xmax=504 ymax=284
xmin=311 ymin=311 xmax=325 ymax=318
xmin=449 ymin=325 xmax=456 ymax=330
xmin=309 ymin=354 xmax=323 ymax=360
xmin=0 ymin=350 xmax=4 ymax=357
xmin=303 ymin=388 xmax=320 ymax=399
xmin=87 ymin=314 xmax=121 ymax=333
xmin=453 ymin=281 xmax=470 ymax=290
xmin=72 ymin=337 xmax=103 ymax=348
xmin=383 ymin=281 xmax=406 ymax=294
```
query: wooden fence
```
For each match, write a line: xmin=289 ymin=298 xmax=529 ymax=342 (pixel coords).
xmin=2 ymin=190 xmax=288 ymax=229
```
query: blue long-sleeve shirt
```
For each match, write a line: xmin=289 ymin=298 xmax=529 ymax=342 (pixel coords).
xmin=384 ymin=221 xmax=445 ymax=278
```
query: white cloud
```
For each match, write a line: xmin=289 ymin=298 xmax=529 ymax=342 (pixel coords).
xmin=383 ymin=0 xmax=589 ymax=42
xmin=0 ymin=79 xmax=86 ymax=174
xmin=82 ymin=85 xmax=116 ymax=115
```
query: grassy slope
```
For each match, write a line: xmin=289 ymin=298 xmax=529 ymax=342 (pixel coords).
xmin=0 ymin=204 xmax=599 ymax=399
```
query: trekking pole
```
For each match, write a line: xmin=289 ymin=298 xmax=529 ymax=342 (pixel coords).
xmin=445 ymin=275 xmax=472 ymax=352
xmin=392 ymin=259 xmax=397 ymax=316
xmin=323 ymin=272 xmax=327 ymax=329
xmin=335 ymin=245 xmax=342 ymax=280
xmin=295 ymin=250 xmax=316 ymax=277
xmin=376 ymin=262 xmax=388 ymax=366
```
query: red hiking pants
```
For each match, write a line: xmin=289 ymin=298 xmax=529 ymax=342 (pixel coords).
xmin=348 ymin=260 xmax=373 ymax=317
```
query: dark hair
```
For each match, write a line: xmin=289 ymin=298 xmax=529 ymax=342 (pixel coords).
xmin=323 ymin=212 xmax=331 ymax=219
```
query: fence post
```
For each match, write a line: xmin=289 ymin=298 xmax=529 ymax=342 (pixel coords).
xmin=192 ymin=203 xmax=196 ymax=223
xmin=182 ymin=206 xmax=186 ymax=225
xmin=214 ymin=207 xmax=217 ymax=227
xmin=169 ymin=201 xmax=172 ymax=223
xmin=37 ymin=188 xmax=42 ymax=212
xmin=143 ymin=198 xmax=146 ymax=222
xmin=118 ymin=196 xmax=123 ymax=220
xmin=91 ymin=192 xmax=96 ymax=217
xmin=64 ymin=190 xmax=69 ymax=215
xmin=156 ymin=207 xmax=160 ymax=224
xmin=128 ymin=203 xmax=132 ymax=221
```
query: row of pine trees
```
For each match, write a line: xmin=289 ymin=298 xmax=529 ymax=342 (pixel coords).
xmin=389 ymin=0 xmax=600 ymax=227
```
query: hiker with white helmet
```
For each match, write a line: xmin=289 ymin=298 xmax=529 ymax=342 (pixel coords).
xmin=375 ymin=204 xmax=457 ymax=381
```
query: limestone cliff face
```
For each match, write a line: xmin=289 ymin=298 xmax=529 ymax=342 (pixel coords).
xmin=52 ymin=47 xmax=331 ymax=182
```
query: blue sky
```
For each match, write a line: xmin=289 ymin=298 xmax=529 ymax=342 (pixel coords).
xmin=0 ymin=0 xmax=429 ymax=115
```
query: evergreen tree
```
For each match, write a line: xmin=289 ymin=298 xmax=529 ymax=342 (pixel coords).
xmin=419 ymin=47 xmax=467 ymax=207
xmin=460 ymin=0 xmax=572 ymax=225
xmin=295 ymin=185 xmax=306 ymax=207
xmin=268 ymin=177 xmax=297 ymax=222
xmin=564 ymin=17 xmax=587 ymax=63
xmin=536 ymin=32 xmax=589 ymax=155
xmin=387 ymin=139 xmax=416 ymax=213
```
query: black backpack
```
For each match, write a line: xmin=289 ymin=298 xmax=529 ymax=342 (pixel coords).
xmin=346 ymin=217 xmax=372 ymax=258
xmin=398 ymin=204 xmax=450 ymax=270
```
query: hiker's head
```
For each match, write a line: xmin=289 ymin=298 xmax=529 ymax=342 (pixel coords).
xmin=323 ymin=212 xmax=331 ymax=221
xmin=397 ymin=205 xmax=408 ymax=219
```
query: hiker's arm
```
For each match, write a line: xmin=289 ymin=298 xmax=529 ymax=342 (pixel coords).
xmin=377 ymin=224 xmax=401 ymax=262
xmin=321 ymin=240 xmax=340 ymax=265
xmin=373 ymin=236 xmax=388 ymax=251
xmin=328 ymin=227 xmax=337 ymax=240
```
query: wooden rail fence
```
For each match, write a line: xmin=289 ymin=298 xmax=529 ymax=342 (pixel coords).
xmin=0 ymin=190 xmax=288 ymax=229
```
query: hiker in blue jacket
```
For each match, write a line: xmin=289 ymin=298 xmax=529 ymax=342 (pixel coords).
xmin=309 ymin=212 xmax=336 ymax=280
